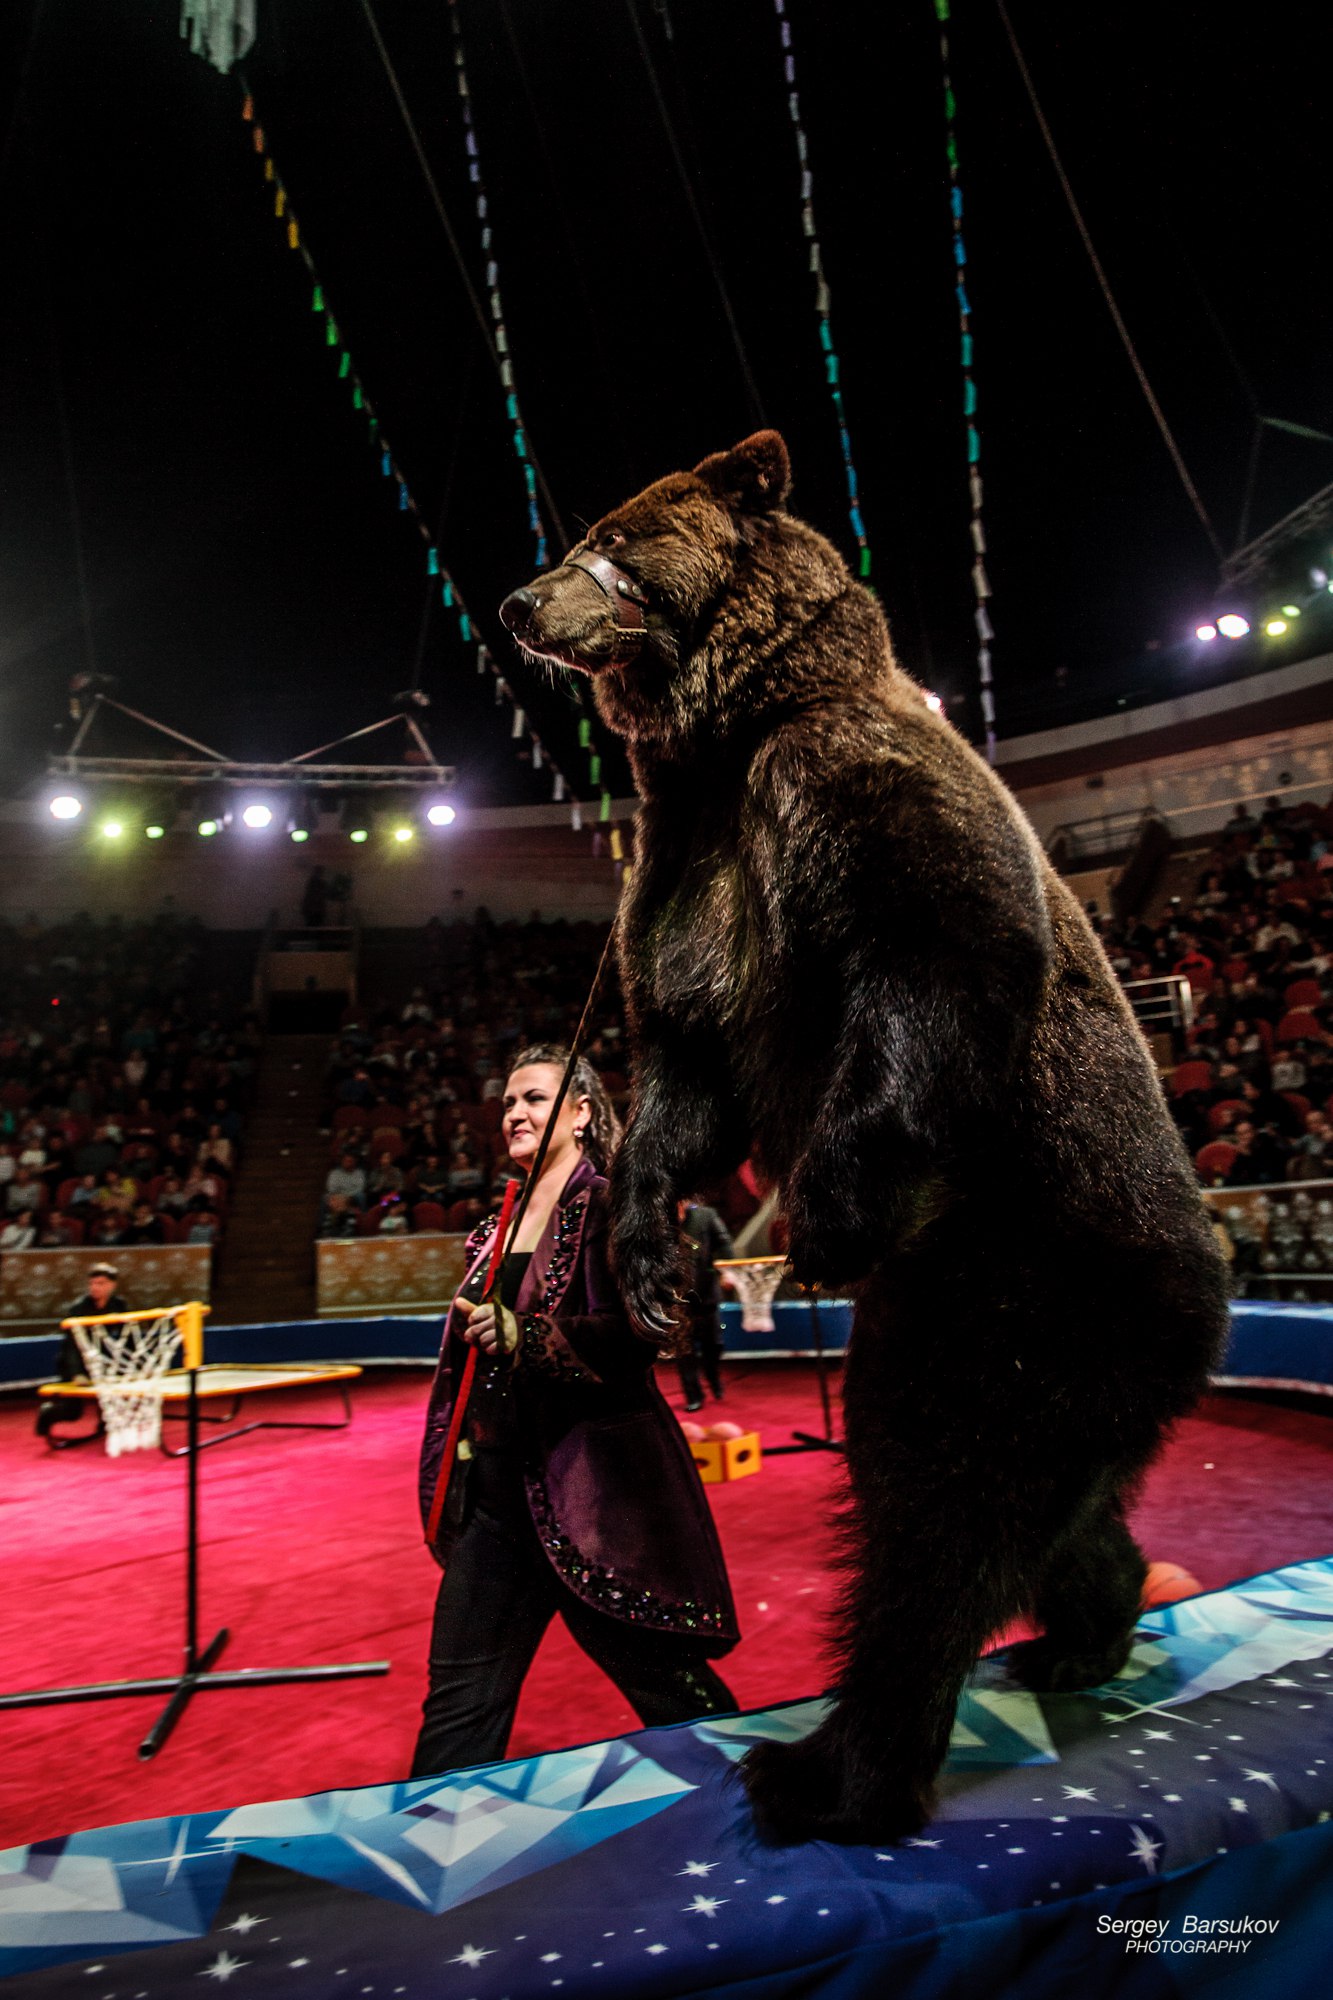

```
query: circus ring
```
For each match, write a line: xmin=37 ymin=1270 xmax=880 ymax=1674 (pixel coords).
xmin=1 ymin=1302 xmax=1330 ymax=1997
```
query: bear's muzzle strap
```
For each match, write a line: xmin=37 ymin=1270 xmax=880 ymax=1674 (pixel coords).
xmin=561 ymin=549 xmax=649 ymax=641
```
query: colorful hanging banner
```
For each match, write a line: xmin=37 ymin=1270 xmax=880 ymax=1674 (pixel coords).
xmin=771 ymin=0 xmax=872 ymax=582
xmin=233 ymin=81 xmax=617 ymax=838
xmin=934 ymin=0 xmax=996 ymax=762
xmin=446 ymin=0 xmax=548 ymax=572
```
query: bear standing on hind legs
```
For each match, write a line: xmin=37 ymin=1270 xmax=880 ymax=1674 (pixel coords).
xmin=499 ymin=430 xmax=1231 ymax=1845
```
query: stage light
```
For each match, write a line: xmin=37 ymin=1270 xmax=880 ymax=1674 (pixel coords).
xmin=241 ymin=802 xmax=274 ymax=830
xmin=426 ymin=802 xmax=456 ymax=827
xmin=290 ymin=827 xmax=309 ymax=842
xmin=1217 ymin=614 xmax=1250 ymax=640
xmin=1281 ymin=604 xmax=1301 ymax=618
xmin=392 ymin=825 xmax=414 ymax=844
xmin=145 ymin=824 xmax=166 ymax=839
xmin=100 ymin=818 xmax=125 ymax=839
xmin=1195 ymin=623 xmax=1218 ymax=642
xmin=198 ymin=818 xmax=219 ymax=837
xmin=49 ymin=794 xmax=83 ymax=821
xmin=922 ymin=691 xmax=944 ymax=715
xmin=339 ymin=797 xmax=372 ymax=844
xmin=1265 ymin=618 xmax=1289 ymax=637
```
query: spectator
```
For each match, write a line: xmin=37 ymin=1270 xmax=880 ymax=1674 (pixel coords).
xmin=123 ymin=1201 xmax=166 ymax=1245
xmin=447 ymin=1149 xmax=485 ymax=1195
xmin=35 ymin=1261 xmax=128 ymax=1442
xmin=7 ymin=1167 xmax=44 ymax=1215
xmin=367 ymin=1149 xmax=405 ymax=1201
xmin=319 ymin=1191 xmax=360 ymax=1238
xmin=326 ymin=1151 xmax=367 ymax=1206
xmin=0 ymin=1207 xmax=37 ymax=1251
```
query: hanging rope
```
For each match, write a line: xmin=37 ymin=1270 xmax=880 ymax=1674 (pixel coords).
xmin=627 ymin=0 xmax=766 ymax=431
xmin=995 ymin=0 xmax=1223 ymax=565
xmin=230 ymin=82 xmax=603 ymax=826
xmin=771 ymin=0 xmax=873 ymax=582
xmin=356 ymin=0 xmax=569 ymax=554
xmin=444 ymin=0 xmax=548 ymax=569
xmin=932 ymin=0 xmax=995 ymax=760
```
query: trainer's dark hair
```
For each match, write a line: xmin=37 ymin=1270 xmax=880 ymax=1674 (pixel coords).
xmin=508 ymin=1044 xmax=623 ymax=1175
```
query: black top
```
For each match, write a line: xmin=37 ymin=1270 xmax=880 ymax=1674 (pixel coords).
xmin=59 ymin=1292 xmax=129 ymax=1380
xmin=465 ymin=1251 xmax=532 ymax=1453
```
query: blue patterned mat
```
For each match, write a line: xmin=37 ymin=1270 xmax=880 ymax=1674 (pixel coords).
xmin=3 ymin=1559 xmax=1332 ymax=1997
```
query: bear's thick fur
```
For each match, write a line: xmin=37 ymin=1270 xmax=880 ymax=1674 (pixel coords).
xmin=499 ymin=432 xmax=1231 ymax=1844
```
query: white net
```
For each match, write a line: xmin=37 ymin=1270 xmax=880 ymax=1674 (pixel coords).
xmin=70 ymin=1313 xmax=183 ymax=1457
xmin=717 ymin=1257 xmax=787 ymax=1334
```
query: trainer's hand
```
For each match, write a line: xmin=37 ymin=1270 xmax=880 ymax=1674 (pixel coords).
xmin=455 ymin=1295 xmax=519 ymax=1356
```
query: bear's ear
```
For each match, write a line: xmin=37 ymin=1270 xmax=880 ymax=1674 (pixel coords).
xmin=692 ymin=430 xmax=791 ymax=513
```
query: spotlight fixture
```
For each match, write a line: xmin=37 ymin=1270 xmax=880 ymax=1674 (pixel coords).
xmin=145 ymin=824 xmax=166 ymax=840
xmin=425 ymin=801 xmax=457 ymax=827
xmin=1281 ymin=605 xmax=1301 ymax=618
xmin=100 ymin=817 xmax=126 ymax=839
xmin=241 ymin=801 xmax=275 ymax=830
xmin=1195 ymin=623 xmax=1218 ymax=643
xmin=48 ymin=794 xmax=84 ymax=821
xmin=392 ymin=825 xmax=414 ymax=844
xmin=1216 ymin=614 xmax=1251 ymax=640
xmin=1265 ymin=618 xmax=1289 ymax=637
xmin=339 ymin=797 xmax=372 ymax=844
xmin=198 ymin=818 xmax=220 ymax=837
xmin=287 ymin=790 xmax=321 ymax=844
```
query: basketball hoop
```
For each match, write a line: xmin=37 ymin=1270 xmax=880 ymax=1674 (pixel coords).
xmin=64 ymin=1302 xmax=207 ymax=1457
xmin=714 ymin=1255 xmax=787 ymax=1333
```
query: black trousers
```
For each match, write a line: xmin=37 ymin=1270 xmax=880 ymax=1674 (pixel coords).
xmin=411 ymin=1449 xmax=736 ymax=1780
xmin=676 ymin=1308 xmax=725 ymax=1406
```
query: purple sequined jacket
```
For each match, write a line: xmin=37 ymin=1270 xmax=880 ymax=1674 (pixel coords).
xmin=418 ymin=1155 xmax=739 ymax=1655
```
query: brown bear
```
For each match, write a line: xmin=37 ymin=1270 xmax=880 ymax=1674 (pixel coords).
xmin=498 ymin=431 xmax=1230 ymax=1844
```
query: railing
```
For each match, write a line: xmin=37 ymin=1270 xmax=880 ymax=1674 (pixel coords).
xmin=1123 ymin=974 xmax=1195 ymax=1036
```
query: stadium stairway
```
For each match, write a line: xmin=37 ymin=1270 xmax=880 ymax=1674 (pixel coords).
xmin=208 ymin=1033 xmax=332 ymax=1328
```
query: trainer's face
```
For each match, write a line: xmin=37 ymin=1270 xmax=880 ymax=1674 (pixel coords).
xmin=502 ymin=1065 xmax=588 ymax=1173
xmin=88 ymin=1275 xmax=115 ymax=1307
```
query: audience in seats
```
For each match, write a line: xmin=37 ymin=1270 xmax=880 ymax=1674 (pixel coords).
xmin=0 ymin=913 xmax=254 ymax=1262
xmin=1103 ymin=793 xmax=1333 ymax=1186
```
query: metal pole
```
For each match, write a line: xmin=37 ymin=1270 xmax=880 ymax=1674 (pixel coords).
xmin=185 ymin=1366 xmax=200 ymax=1673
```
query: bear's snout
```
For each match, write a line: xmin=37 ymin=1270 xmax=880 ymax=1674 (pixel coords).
xmin=499 ymin=586 xmax=538 ymax=637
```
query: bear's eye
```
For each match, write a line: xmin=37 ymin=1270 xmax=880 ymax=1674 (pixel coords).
xmin=599 ymin=530 xmax=626 ymax=552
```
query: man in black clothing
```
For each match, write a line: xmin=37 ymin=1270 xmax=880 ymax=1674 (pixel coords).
xmin=34 ymin=1262 xmax=128 ymax=1443
xmin=676 ymin=1198 xmax=735 ymax=1412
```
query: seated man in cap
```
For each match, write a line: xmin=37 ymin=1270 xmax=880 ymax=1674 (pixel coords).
xmin=34 ymin=1261 xmax=129 ymax=1444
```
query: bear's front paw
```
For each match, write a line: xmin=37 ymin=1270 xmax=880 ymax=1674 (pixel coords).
xmin=1004 ymin=1631 xmax=1138 ymax=1694
xmin=740 ymin=1733 xmax=932 ymax=1847
xmin=610 ymin=1218 xmax=685 ymax=1341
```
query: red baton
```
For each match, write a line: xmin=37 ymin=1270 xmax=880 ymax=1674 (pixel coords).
xmin=424 ymin=1178 xmax=520 ymax=1549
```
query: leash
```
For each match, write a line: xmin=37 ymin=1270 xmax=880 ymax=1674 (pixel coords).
xmin=423 ymin=921 xmax=621 ymax=1549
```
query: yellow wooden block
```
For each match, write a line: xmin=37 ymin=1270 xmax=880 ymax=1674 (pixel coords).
xmin=691 ymin=1439 xmax=725 ymax=1483
xmin=722 ymin=1431 xmax=762 ymax=1480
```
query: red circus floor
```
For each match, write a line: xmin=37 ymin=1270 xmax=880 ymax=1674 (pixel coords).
xmin=1 ymin=1361 xmax=1331 ymax=1850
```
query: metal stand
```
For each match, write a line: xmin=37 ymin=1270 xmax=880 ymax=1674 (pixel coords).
xmin=765 ymin=1290 xmax=845 ymax=1457
xmin=0 ymin=1368 xmax=388 ymax=1758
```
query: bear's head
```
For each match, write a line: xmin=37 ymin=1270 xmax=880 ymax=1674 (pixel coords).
xmin=499 ymin=431 xmax=823 ymax=747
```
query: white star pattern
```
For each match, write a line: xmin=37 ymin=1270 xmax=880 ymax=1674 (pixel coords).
xmin=905 ymin=1838 xmax=941 ymax=1848
xmin=222 ymin=1915 xmax=265 ymax=1935
xmin=1142 ymin=1729 xmax=1174 ymax=1742
xmin=684 ymin=1896 xmax=728 ymax=1918
xmin=450 ymin=1946 xmax=494 ymax=1969
xmin=199 ymin=1951 xmax=248 ymax=1983
xmin=1062 ymin=1786 xmax=1098 ymax=1802
xmin=540 ymin=1953 xmax=561 ymax=1964
xmin=1129 ymin=1826 xmax=1162 ymax=1874
xmin=766 ymin=1895 xmax=787 ymax=1905
xmin=1243 ymin=1770 xmax=1280 ymax=1792
xmin=1265 ymin=1678 xmax=1299 ymax=1688
xmin=646 ymin=1944 xmax=668 ymax=1955
xmin=1229 ymin=1799 xmax=1249 ymax=1814
xmin=678 ymin=1860 xmax=717 ymax=1878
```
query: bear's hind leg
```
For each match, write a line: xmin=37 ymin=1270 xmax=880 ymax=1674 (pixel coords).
xmin=1006 ymin=1488 xmax=1148 ymax=1694
xmin=742 ymin=1447 xmax=1026 ymax=1846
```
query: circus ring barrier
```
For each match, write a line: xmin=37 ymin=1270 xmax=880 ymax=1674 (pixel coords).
xmin=3 ymin=1558 xmax=1331 ymax=1996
